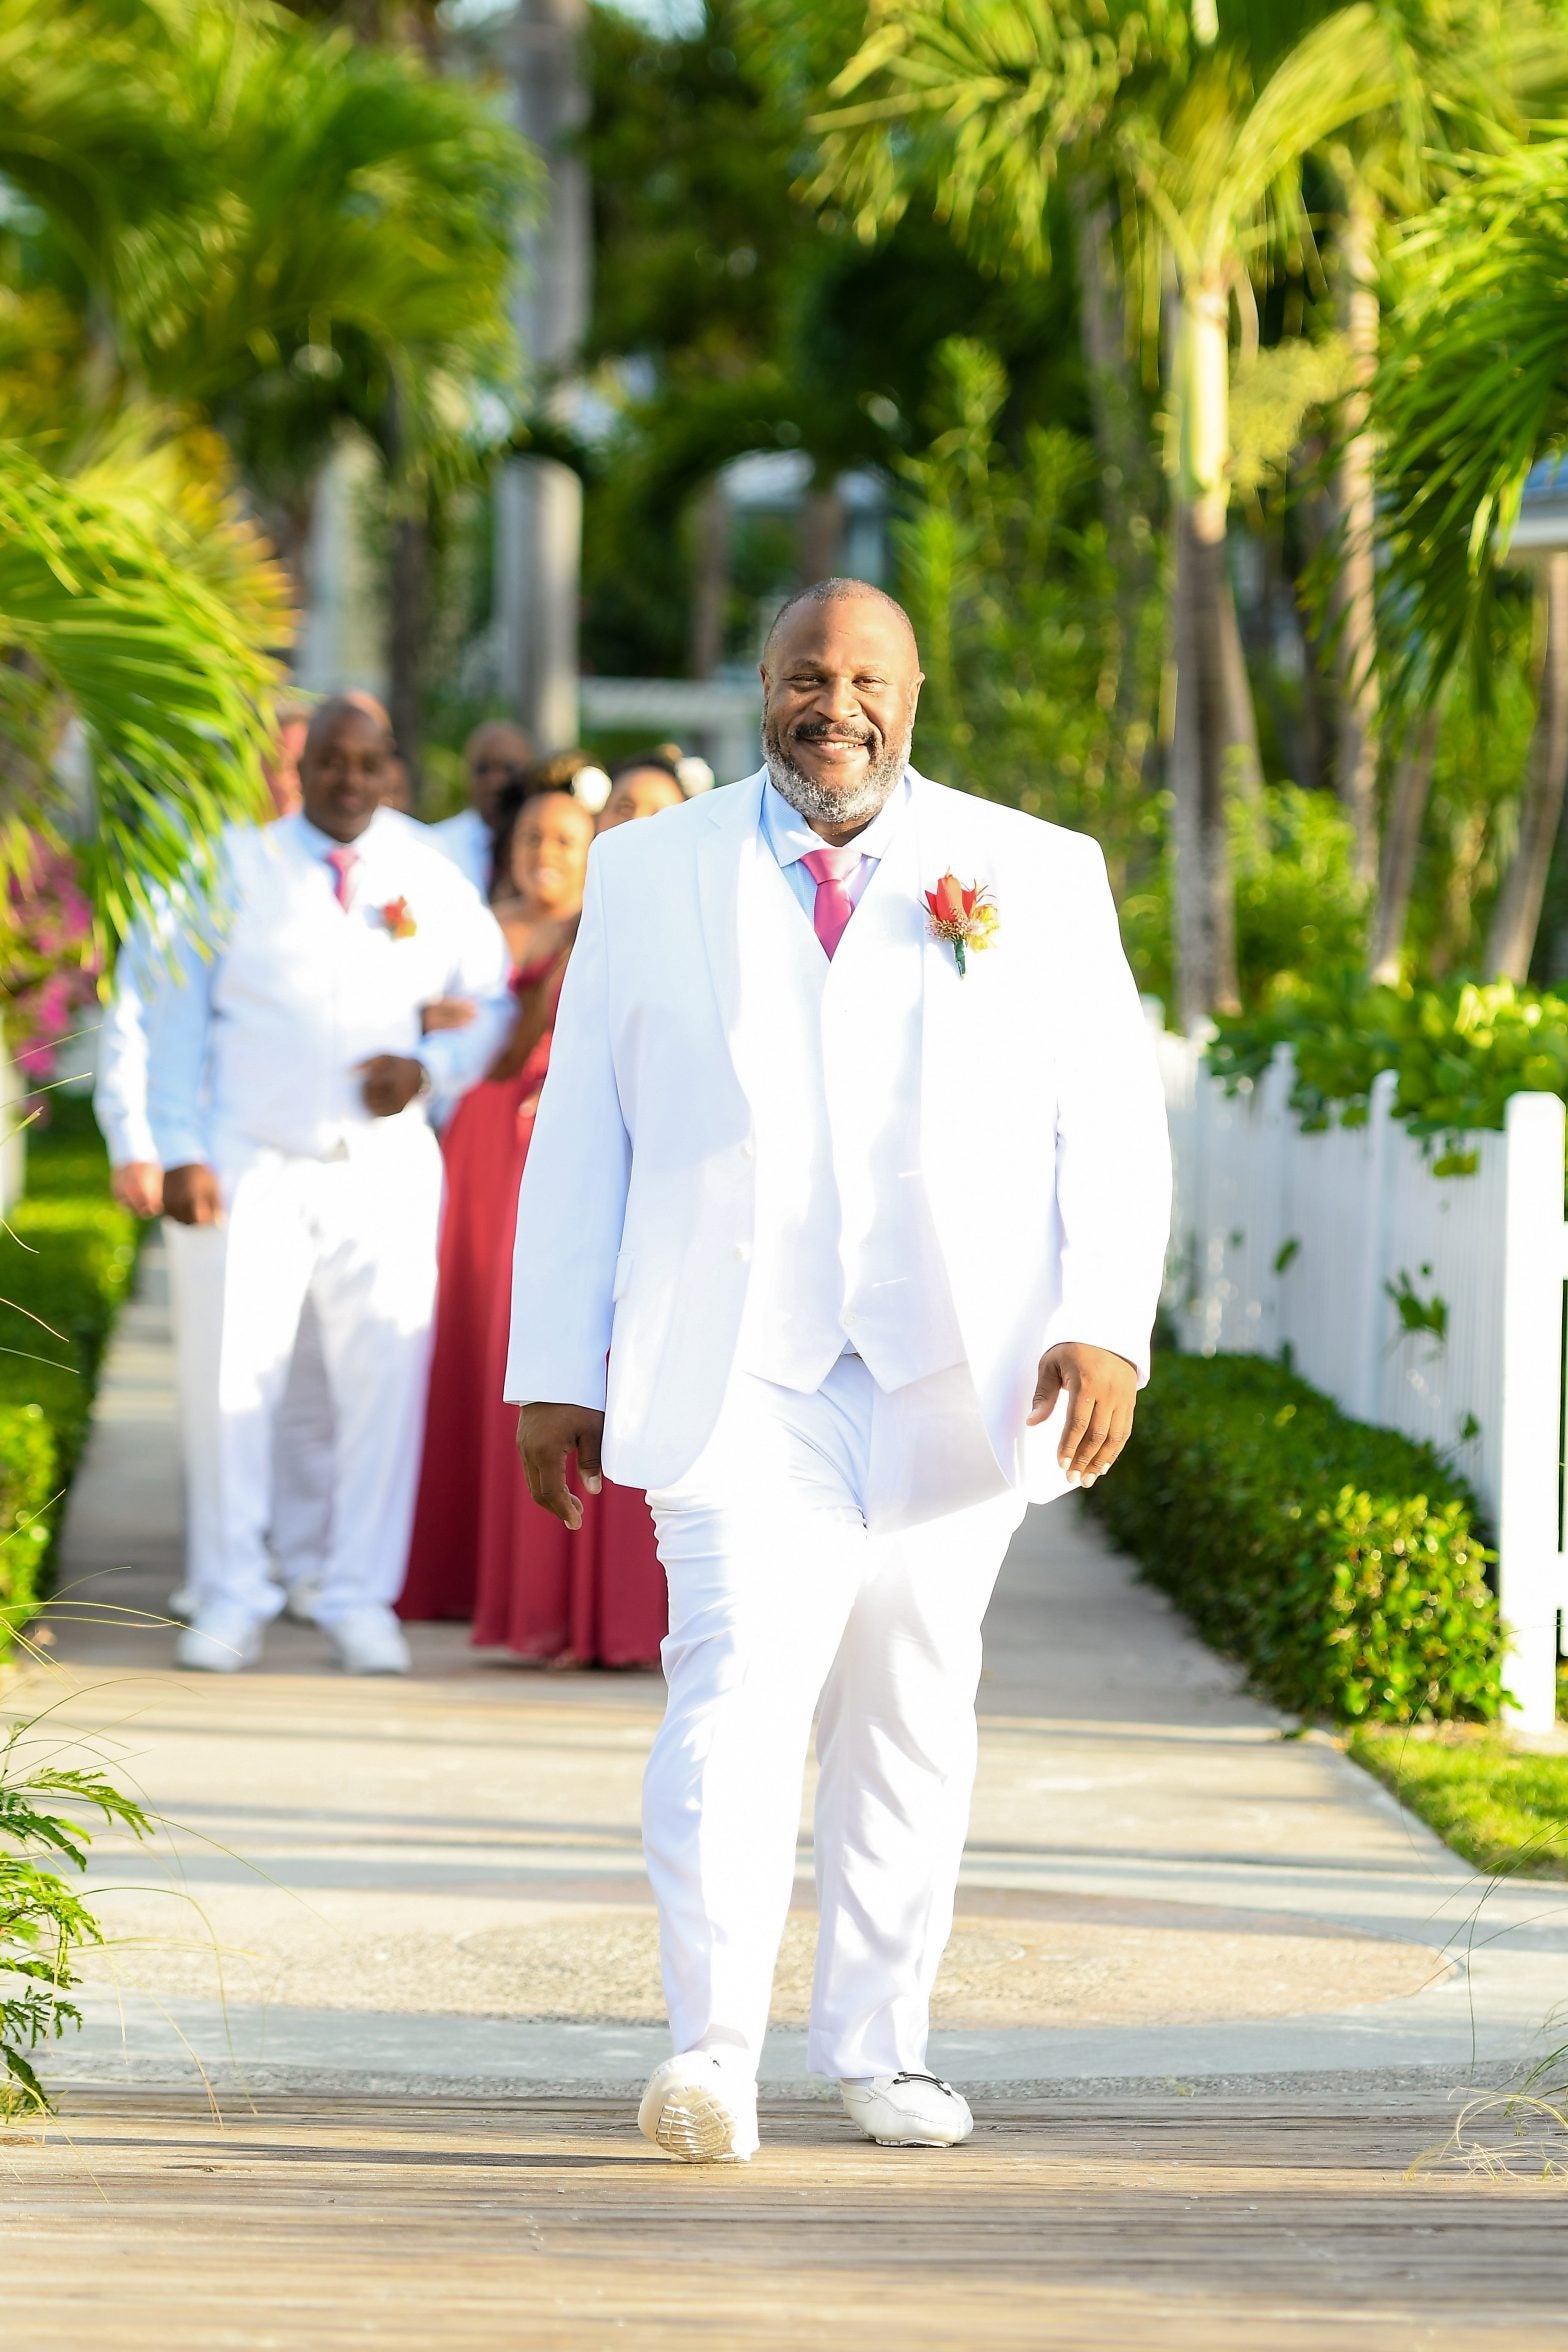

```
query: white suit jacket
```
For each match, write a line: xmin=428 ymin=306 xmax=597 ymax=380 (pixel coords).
xmin=504 ymin=769 xmax=1171 ymax=1500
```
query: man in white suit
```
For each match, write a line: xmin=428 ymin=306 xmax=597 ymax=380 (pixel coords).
xmin=508 ymin=580 xmax=1170 ymax=2162
xmin=148 ymin=699 xmax=512 ymax=1675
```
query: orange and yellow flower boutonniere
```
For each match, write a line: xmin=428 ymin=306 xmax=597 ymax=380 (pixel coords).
xmin=923 ymin=873 xmax=998 ymax=977
xmin=381 ymin=896 xmax=417 ymax=941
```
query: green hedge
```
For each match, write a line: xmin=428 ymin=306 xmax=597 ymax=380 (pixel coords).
xmin=0 ymin=1097 xmax=138 ymax=1651
xmin=1085 ymin=1353 xmax=1502 ymax=1724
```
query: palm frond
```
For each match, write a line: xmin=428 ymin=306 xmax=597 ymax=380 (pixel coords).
xmin=0 ymin=440 xmax=278 ymax=944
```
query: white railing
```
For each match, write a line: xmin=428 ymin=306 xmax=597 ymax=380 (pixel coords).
xmin=1158 ymin=1031 xmax=1568 ymax=1733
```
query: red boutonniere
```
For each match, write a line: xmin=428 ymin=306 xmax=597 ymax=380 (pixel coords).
xmin=381 ymin=896 xmax=417 ymax=941
xmin=923 ymin=873 xmax=998 ymax=977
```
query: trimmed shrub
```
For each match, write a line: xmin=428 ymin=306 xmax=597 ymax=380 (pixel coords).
xmin=1085 ymin=1352 xmax=1502 ymax=1724
xmin=0 ymin=1098 xmax=138 ymax=1651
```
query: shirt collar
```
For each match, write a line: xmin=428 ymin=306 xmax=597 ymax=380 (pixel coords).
xmin=295 ymin=808 xmax=389 ymax=862
xmin=760 ymin=771 xmax=910 ymax=870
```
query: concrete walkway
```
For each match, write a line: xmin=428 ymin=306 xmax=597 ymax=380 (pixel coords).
xmin=14 ymin=1233 xmax=1568 ymax=2105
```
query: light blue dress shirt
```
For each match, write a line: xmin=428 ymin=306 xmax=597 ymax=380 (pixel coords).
xmin=759 ymin=773 xmax=910 ymax=928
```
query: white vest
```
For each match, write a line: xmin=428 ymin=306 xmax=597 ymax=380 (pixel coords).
xmin=734 ymin=837 xmax=965 ymax=1394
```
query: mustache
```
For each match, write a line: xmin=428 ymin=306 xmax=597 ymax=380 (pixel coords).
xmin=789 ymin=718 xmax=877 ymax=745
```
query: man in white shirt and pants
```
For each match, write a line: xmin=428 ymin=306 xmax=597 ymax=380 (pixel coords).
xmin=95 ymin=902 xmax=336 ymax=1626
xmin=508 ymin=580 xmax=1171 ymax=2161
xmin=148 ymin=698 xmax=512 ymax=1675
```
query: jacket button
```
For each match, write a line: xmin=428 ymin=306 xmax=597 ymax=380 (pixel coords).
xmin=740 ymin=1139 xmax=755 ymax=1159
xmin=733 ymin=1243 xmax=751 ymax=1262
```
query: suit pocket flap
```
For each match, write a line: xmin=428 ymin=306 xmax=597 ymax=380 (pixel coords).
xmin=612 ymin=1250 xmax=634 ymax=1301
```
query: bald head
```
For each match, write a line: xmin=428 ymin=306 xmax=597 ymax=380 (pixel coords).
xmin=300 ymin=696 xmax=393 ymax=843
xmin=759 ymin=578 xmax=924 ymax=842
xmin=762 ymin=577 xmax=919 ymax=667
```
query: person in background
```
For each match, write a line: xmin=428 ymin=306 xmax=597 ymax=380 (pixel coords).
xmin=596 ymin=752 xmax=687 ymax=835
xmin=146 ymin=698 xmax=512 ymax=1675
xmin=92 ymin=700 xmax=335 ymax=1625
xmin=429 ymin=719 xmax=534 ymax=895
xmin=399 ymin=781 xmax=597 ymax=1622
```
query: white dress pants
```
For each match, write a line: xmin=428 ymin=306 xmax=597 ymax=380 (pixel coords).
xmin=163 ymin=1222 xmax=335 ymax=1596
xmin=210 ymin=1128 xmax=442 ymax=1628
xmin=643 ymin=1354 xmax=1027 ymax=2083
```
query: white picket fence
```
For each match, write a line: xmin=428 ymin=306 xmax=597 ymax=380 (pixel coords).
xmin=1157 ymin=1029 xmax=1568 ymax=1732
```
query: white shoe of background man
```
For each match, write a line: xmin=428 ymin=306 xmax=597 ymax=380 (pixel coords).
xmin=638 ymin=2054 xmax=759 ymax=2163
xmin=839 ymin=2073 xmax=973 ymax=2148
xmin=326 ymin=1604 xmax=410 ymax=1677
xmin=174 ymin=1598 xmax=265 ymax=1675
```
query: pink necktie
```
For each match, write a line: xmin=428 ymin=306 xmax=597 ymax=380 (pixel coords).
xmin=326 ymin=845 xmax=358 ymax=910
xmin=801 ymin=844 xmax=860 ymax=960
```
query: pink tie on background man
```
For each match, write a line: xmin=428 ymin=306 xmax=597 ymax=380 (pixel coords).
xmin=801 ymin=844 xmax=860 ymax=960
xmin=326 ymin=845 xmax=359 ymax=910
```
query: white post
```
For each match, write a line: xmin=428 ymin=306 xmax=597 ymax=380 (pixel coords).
xmin=1498 ymin=1090 xmax=1567 ymax=1734
xmin=1349 ymin=1067 xmax=1397 ymax=1423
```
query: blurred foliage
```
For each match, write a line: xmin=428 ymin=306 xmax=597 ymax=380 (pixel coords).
xmin=1205 ymin=973 xmax=1568 ymax=1164
xmin=579 ymin=0 xmax=1088 ymax=677
xmin=1124 ymin=783 xmax=1368 ymax=1007
xmin=0 ymin=0 xmax=530 ymax=929
xmin=0 ymin=1098 xmax=138 ymax=1646
xmin=1087 ymin=1350 xmax=1502 ymax=1724
xmin=892 ymin=337 xmax=1160 ymax=894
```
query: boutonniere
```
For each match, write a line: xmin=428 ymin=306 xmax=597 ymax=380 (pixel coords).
xmin=381 ymin=896 xmax=417 ymax=941
xmin=923 ymin=873 xmax=998 ymax=977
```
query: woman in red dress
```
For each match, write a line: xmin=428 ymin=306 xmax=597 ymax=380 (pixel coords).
xmin=400 ymin=773 xmax=667 ymax=1668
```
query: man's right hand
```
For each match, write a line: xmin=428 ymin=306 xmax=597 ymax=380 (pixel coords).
xmin=162 ymin=1163 xmax=223 ymax=1226
xmin=110 ymin=1161 xmax=164 ymax=1219
xmin=516 ymin=1402 xmax=606 ymax=1532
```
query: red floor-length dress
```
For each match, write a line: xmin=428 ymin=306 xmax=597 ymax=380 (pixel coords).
xmin=399 ymin=959 xmax=666 ymax=1667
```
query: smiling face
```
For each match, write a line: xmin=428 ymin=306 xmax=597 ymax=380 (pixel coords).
xmin=506 ymin=789 xmax=595 ymax=916
xmin=760 ymin=589 xmax=924 ymax=840
xmin=299 ymin=704 xmax=391 ymax=843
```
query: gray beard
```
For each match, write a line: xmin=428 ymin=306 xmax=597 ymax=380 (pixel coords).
xmin=763 ymin=727 xmax=912 ymax=829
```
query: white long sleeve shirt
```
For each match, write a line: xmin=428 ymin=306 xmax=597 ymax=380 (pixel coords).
xmin=146 ymin=809 xmax=513 ymax=1169
xmin=92 ymin=923 xmax=159 ymax=1168
xmin=428 ymin=806 xmax=491 ymax=896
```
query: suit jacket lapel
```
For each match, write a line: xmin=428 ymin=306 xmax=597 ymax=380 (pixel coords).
xmin=911 ymin=770 xmax=989 ymax=1230
xmin=695 ymin=768 xmax=771 ymax=1093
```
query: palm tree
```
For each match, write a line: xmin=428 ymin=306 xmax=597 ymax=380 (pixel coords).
xmin=798 ymin=0 xmax=1403 ymax=1021
xmin=0 ymin=0 xmax=530 ymax=799
xmin=1371 ymin=137 xmax=1568 ymax=981
xmin=1314 ymin=3 xmax=1568 ymax=908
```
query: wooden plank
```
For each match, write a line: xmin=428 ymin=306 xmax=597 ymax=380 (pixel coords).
xmin=1 ymin=2093 xmax=1562 ymax=2351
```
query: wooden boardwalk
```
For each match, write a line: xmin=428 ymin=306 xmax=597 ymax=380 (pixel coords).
xmin=4 ymin=2091 xmax=1562 ymax=2350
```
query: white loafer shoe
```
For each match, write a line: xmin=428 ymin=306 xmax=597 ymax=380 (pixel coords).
xmin=280 ymin=1572 xmax=323 ymax=1626
xmin=174 ymin=1601 xmax=264 ymax=1674
xmin=638 ymin=2054 xmax=758 ymax=2163
xmin=325 ymin=1605 xmax=411 ymax=1676
xmin=839 ymin=2072 xmax=974 ymax=2148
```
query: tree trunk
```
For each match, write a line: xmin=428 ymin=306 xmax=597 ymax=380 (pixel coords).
xmin=1216 ymin=556 xmax=1263 ymax=800
xmin=1486 ymin=552 xmax=1568 ymax=982
xmin=1169 ymin=277 xmax=1241 ymax=1024
xmin=688 ymin=477 xmax=728 ymax=679
xmin=1369 ymin=705 xmax=1440 ymax=983
xmin=798 ymin=480 xmax=844 ymax=583
xmin=1330 ymin=184 xmax=1381 ymax=888
xmin=496 ymin=0 xmax=589 ymax=746
xmin=385 ymin=503 xmax=429 ymax=797
xmin=1073 ymin=189 xmax=1158 ymax=734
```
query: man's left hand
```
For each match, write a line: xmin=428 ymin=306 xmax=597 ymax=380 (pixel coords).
xmin=1028 ymin=1342 xmax=1138 ymax=1487
xmin=356 ymin=1055 xmax=426 ymax=1118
